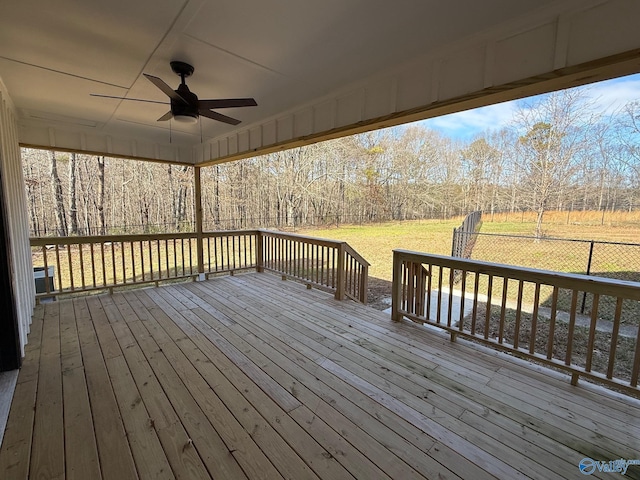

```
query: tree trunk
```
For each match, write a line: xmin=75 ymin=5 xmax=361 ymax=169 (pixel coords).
xmin=49 ymin=150 xmax=67 ymax=237
xmin=214 ymin=166 xmax=221 ymax=228
xmin=68 ymin=153 xmax=79 ymax=234
xmin=535 ymin=205 xmax=545 ymax=239
xmin=97 ymin=156 xmax=106 ymax=235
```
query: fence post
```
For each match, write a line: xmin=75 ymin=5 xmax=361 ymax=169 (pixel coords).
xmin=581 ymin=240 xmax=595 ymax=314
xmin=451 ymin=228 xmax=457 ymax=257
xmin=255 ymin=230 xmax=264 ymax=273
xmin=335 ymin=243 xmax=345 ymax=300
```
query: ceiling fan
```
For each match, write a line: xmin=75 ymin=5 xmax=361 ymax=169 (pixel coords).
xmin=91 ymin=61 xmax=257 ymax=125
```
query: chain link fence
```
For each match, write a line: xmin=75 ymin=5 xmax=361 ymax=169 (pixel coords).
xmin=453 ymin=231 xmax=640 ymax=323
xmin=466 ymin=233 xmax=640 ymax=282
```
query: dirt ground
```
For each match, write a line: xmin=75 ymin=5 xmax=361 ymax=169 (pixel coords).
xmin=366 ymin=277 xmax=392 ymax=311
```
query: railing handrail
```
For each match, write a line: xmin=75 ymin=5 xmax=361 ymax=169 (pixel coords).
xmin=343 ymin=243 xmax=371 ymax=267
xmin=258 ymin=229 xmax=348 ymax=249
xmin=395 ymin=249 xmax=640 ymax=299
xmin=30 ymin=229 xmax=369 ymax=304
xmin=30 ymin=229 xmax=261 ymax=246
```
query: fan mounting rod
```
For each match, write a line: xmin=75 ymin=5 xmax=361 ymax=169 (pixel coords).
xmin=170 ymin=61 xmax=194 ymax=85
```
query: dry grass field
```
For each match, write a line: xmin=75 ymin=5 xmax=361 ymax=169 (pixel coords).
xmin=299 ymin=211 xmax=640 ymax=282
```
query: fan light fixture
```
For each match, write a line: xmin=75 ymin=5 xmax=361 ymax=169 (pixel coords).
xmin=173 ymin=114 xmax=198 ymax=124
xmin=90 ymin=61 xmax=257 ymax=126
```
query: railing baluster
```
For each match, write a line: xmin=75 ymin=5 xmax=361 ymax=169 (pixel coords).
xmin=529 ymin=283 xmax=540 ymax=355
xmin=606 ymin=298 xmax=624 ymax=379
xmin=447 ymin=267 xmax=454 ymax=327
xmin=631 ymin=321 xmax=640 ymax=387
xmin=565 ymin=290 xmax=579 ymax=366
xmin=225 ymin=236 xmax=230 ymax=271
xmin=42 ymin=245 xmax=50 ymax=295
xmin=111 ymin=242 xmax=116 ymax=286
xmin=514 ymin=280 xmax=524 ymax=349
xmin=101 ymin=242 xmax=107 ymax=287
xmin=140 ymin=240 xmax=145 ymax=282
xmin=55 ymin=245 xmax=62 ymax=292
xmin=89 ymin=243 xmax=97 ymax=288
xmin=173 ymin=238 xmax=178 ymax=276
xmin=232 ymin=235 xmax=236 ymax=270
xmin=425 ymin=264 xmax=432 ymax=320
xmin=546 ymin=286 xmax=559 ymax=360
xmin=468 ymin=273 xmax=477 ymax=332
xmin=458 ymin=270 xmax=466 ymax=331
xmin=585 ymin=294 xmax=600 ymax=372
xmin=436 ymin=267 xmax=443 ymax=324
xmin=498 ymin=278 xmax=508 ymax=344
xmin=484 ymin=275 xmax=493 ymax=340
xmin=121 ymin=241 xmax=126 ymax=284
xmin=149 ymin=240 xmax=154 ymax=281
xmin=156 ymin=240 xmax=161 ymax=280
xmin=164 ymin=238 xmax=171 ymax=278
xmin=130 ymin=241 xmax=136 ymax=283
xmin=79 ymin=243 xmax=86 ymax=289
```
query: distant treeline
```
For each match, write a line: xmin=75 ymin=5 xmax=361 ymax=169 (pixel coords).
xmin=23 ymin=88 xmax=640 ymax=237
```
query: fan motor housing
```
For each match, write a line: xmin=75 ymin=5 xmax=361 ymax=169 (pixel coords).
xmin=172 ymin=84 xmax=199 ymax=120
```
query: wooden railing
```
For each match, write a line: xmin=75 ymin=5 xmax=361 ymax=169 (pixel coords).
xmin=30 ymin=230 xmax=369 ymax=303
xmin=392 ymin=249 xmax=640 ymax=397
xmin=259 ymin=230 xmax=368 ymax=302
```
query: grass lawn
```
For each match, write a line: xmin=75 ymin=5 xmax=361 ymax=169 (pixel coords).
xmin=297 ymin=218 xmax=462 ymax=281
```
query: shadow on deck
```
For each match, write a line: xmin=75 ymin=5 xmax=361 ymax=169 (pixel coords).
xmin=1 ymin=272 xmax=639 ymax=479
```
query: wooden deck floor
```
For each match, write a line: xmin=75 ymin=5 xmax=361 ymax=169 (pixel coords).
xmin=1 ymin=272 xmax=640 ymax=480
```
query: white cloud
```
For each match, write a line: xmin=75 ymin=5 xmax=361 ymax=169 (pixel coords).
xmin=419 ymin=102 xmax=518 ymax=140
xmin=586 ymin=75 xmax=640 ymax=114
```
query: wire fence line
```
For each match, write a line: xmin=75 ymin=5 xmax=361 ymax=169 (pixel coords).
xmin=452 ymin=231 xmax=640 ymax=321
xmin=465 ymin=232 xmax=640 ymax=283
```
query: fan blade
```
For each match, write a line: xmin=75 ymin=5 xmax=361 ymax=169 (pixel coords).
xmin=199 ymin=109 xmax=241 ymax=125
xmin=90 ymin=93 xmax=168 ymax=105
xmin=198 ymin=98 xmax=257 ymax=109
xmin=143 ymin=74 xmax=187 ymax=104
xmin=157 ymin=111 xmax=173 ymax=122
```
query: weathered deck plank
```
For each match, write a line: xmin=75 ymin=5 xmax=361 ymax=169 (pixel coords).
xmin=2 ymin=272 xmax=640 ymax=480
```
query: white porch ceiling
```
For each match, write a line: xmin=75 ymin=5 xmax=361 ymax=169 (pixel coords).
xmin=1 ymin=0 xmax=640 ymax=165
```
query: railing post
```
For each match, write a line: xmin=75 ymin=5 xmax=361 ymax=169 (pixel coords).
xmin=256 ymin=230 xmax=264 ymax=273
xmin=335 ymin=243 xmax=345 ymax=301
xmin=391 ymin=250 xmax=403 ymax=322
xmin=194 ymin=167 xmax=205 ymax=280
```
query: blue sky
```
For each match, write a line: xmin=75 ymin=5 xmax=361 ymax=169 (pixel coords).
xmin=417 ymin=73 xmax=640 ymax=141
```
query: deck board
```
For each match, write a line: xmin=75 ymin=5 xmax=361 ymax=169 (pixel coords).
xmin=2 ymin=272 xmax=640 ymax=480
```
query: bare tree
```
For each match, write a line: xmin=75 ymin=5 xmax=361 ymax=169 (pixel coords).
xmin=49 ymin=150 xmax=67 ymax=236
xmin=512 ymin=89 xmax=594 ymax=237
xmin=68 ymin=153 xmax=79 ymax=235
xmin=97 ymin=156 xmax=106 ymax=235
